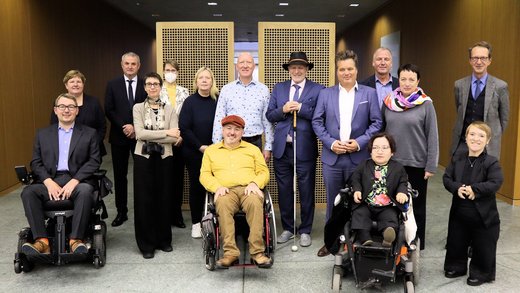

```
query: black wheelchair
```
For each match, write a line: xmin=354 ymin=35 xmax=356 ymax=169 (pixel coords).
xmin=13 ymin=166 xmax=112 ymax=273
xmin=201 ymin=190 xmax=277 ymax=270
xmin=328 ymin=184 xmax=420 ymax=292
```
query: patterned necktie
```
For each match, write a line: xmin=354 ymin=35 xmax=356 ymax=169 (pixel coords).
xmin=293 ymin=84 xmax=301 ymax=101
xmin=127 ymin=80 xmax=135 ymax=105
xmin=473 ymin=80 xmax=481 ymax=100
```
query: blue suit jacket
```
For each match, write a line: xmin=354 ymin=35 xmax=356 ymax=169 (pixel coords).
xmin=266 ymin=79 xmax=325 ymax=160
xmin=312 ymin=84 xmax=382 ymax=166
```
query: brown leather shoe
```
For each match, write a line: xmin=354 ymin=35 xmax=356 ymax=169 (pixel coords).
xmin=70 ymin=239 xmax=88 ymax=254
xmin=216 ymin=255 xmax=239 ymax=268
xmin=22 ymin=239 xmax=50 ymax=255
xmin=317 ymin=244 xmax=330 ymax=257
xmin=251 ymin=253 xmax=273 ymax=268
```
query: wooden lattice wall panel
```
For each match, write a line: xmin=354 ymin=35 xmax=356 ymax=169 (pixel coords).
xmin=156 ymin=22 xmax=234 ymax=205
xmin=259 ymin=22 xmax=336 ymax=204
xmin=156 ymin=22 xmax=234 ymax=93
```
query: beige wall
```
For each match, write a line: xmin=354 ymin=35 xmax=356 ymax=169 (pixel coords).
xmin=0 ymin=0 xmax=156 ymax=193
xmin=340 ymin=0 xmax=520 ymax=204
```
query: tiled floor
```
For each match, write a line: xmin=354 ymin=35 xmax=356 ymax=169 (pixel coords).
xmin=1 ymin=157 xmax=519 ymax=292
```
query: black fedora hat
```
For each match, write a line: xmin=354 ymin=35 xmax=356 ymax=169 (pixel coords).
xmin=282 ymin=51 xmax=314 ymax=70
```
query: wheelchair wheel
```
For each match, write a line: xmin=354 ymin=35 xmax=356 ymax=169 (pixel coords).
xmin=404 ymin=280 xmax=414 ymax=293
xmin=92 ymin=224 xmax=106 ymax=268
xmin=332 ymin=272 xmax=342 ymax=292
xmin=205 ymin=253 xmax=216 ymax=271
xmin=14 ymin=260 xmax=22 ymax=274
xmin=202 ymin=216 xmax=217 ymax=271
xmin=411 ymin=238 xmax=420 ymax=286
xmin=21 ymin=256 xmax=34 ymax=273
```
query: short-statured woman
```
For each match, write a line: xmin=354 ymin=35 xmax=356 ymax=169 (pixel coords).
xmin=382 ymin=64 xmax=438 ymax=250
xmin=133 ymin=72 xmax=180 ymax=259
xmin=350 ymin=133 xmax=408 ymax=247
xmin=51 ymin=70 xmax=107 ymax=157
xmin=179 ymin=67 xmax=218 ymax=238
xmin=160 ymin=60 xmax=190 ymax=228
xmin=443 ymin=121 xmax=503 ymax=286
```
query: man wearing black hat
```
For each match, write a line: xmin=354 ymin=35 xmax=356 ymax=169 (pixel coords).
xmin=266 ymin=52 xmax=324 ymax=248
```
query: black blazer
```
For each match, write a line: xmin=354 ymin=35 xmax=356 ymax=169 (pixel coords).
xmin=30 ymin=123 xmax=101 ymax=186
xmin=51 ymin=94 xmax=107 ymax=156
xmin=350 ymin=158 xmax=409 ymax=212
xmin=360 ymin=74 xmax=399 ymax=91
xmin=443 ymin=151 xmax=503 ymax=228
xmin=104 ymin=76 xmax=146 ymax=146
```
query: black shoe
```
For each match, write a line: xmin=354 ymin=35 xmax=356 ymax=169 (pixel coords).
xmin=467 ymin=277 xmax=485 ymax=286
xmin=445 ymin=270 xmax=466 ymax=278
xmin=159 ymin=245 xmax=173 ymax=252
xmin=172 ymin=220 xmax=186 ymax=228
xmin=142 ymin=251 xmax=155 ymax=259
xmin=111 ymin=213 xmax=128 ymax=227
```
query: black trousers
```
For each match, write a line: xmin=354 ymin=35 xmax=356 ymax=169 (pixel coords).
xmin=444 ymin=203 xmax=499 ymax=281
xmin=183 ymin=149 xmax=206 ymax=224
xmin=110 ymin=142 xmax=136 ymax=215
xmin=274 ymin=143 xmax=316 ymax=234
xmin=351 ymin=205 xmax=399 ymax=232
xmin=404 ymin=166 xmax=428 ymax=250
xmin=133 ymin=154 xmax=173 ymax=253
xmin=170 ymin=146 xmax=185 ymax=224
xmin=21 ymin=173 xmax=94 ymax=239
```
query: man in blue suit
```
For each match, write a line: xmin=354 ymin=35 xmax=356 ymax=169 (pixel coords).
xmin=312 ymin=50 xmax=382 ymax=256
xmin=266 ymin=52 xmax=324 ymax=248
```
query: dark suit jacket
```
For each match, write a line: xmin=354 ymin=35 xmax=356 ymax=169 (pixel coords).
xmin=360 ymin=74 xmax=399 ymax=91
xmin=266 ymin=79 xmax=325 ymax=161
xmin=105 ymin=76 xmax=146 ymax=146
xmin=312 ymin=84 xmax=382 ymax=166
xmin=30 ymin=123 xmax=101 ymax=186
xmin=443 ymin=151 xmax=503 ymax=228
xmin=450 ymin=75 xmax=509 ymax=158
xmin=51 ymin=94 xmax=107 ymax=156
xmin=350 ymin=159 xmax=409 ymax=212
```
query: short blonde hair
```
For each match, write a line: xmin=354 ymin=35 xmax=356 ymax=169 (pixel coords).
xmin=465 ymin=121 xmax=492 ymax=140
xmin=193 ymin=67 xmax=219 ymax=100
xmin=63 ymin=70 xmax=86 ymax=84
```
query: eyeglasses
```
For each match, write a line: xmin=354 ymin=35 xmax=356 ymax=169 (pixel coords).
xmin=145 ymin=82 xmax=161 ymax=88
xmin=55 ymin=104 xmax=78 ymax=111
xmin=372 ymin=145 xmax=390 ymax=151
xmin=470 ymin=56 xmax=489 ymax=62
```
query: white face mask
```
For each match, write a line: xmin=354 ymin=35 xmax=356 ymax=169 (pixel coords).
xmin=164 ymin=72 xmax=177 ymax=83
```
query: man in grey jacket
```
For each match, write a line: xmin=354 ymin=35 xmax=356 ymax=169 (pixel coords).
xmin=451 ymin=41 xmax=509 ymax=159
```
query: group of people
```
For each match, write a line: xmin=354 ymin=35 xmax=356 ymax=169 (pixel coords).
xmin=19 ymin=40 xmax=508 ymax=283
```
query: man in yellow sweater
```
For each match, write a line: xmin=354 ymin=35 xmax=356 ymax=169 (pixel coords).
xmin=200 ymin=115 xmax=272 ymax=268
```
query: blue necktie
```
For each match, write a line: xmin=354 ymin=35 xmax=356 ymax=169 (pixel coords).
xmin=127 ymin=80 xmax=135 ymax=105
xmin=293 ymin=84 xmax=301 ymax=101
xmin=473 ymin=80 xmax=481 ymax=100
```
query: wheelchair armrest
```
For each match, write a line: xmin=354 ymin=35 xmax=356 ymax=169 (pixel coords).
xmin=14 ymin=165 xmax=33 ymax=185
xmin=93 ymin=169 xmax=107 ymax=179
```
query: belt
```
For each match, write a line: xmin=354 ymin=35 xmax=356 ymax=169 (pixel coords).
xmin=242 ymin=135 xmax=262 ymax=143
xmin=56 ymin=170 xmax=70 ymax=175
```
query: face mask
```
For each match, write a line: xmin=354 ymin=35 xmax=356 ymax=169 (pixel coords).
xmin=164 ymin=72 xmax=177 ymax=83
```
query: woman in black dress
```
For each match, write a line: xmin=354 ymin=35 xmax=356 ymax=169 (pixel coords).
xmin=179 ymin=67 xmax=218 ymax=238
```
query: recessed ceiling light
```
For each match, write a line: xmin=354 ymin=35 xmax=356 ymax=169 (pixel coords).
xmin=337 ymin=14 xmax=345 ymax=18
xmin=279 ymin=2 xmax=289 ymax=6
xmin=350 ymin=3 xmax=360 ymax=7
xmin=208 ymin=2 xmax=218 ymax=5
xmin=275 ymin=13 xmax=284 ymax=17
xmin=213 ymin=13 xmax=223 ymax=17
xmin=151 ymin=14 xmax=160 ymax=17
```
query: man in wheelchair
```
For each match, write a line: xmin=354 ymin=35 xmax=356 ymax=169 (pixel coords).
xmin=350 ymin=132 xmax=408 ymax=247
xmin=200 ymin=115 xmax=272 ymax=268
xmin=20 ymin=93 xmax=100 ymax=255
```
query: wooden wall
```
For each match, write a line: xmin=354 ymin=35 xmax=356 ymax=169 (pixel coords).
xmin=340 ymin=0 xmax=520 ymax=204
xmin=0 ymin=0 xmax=156 ymax=193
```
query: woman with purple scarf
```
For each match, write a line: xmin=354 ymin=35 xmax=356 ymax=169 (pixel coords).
xmin=382 ymin=63 xmax=439 ymax=250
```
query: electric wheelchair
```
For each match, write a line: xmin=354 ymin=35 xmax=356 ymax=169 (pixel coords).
xmin=328 ymin=183 xmax=420 ymax=292
xmin=201 ymin=190 xmax=277 ymax=270
xmin=13 ymin=166 xmax=112 ymax=273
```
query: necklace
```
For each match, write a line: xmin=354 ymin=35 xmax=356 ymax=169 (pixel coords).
xmin=468 ymin=157 xmax=478 ymax=168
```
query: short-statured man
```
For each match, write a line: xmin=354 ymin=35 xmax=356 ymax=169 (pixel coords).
xmin=312 ymin=50 xmax=382 ymax=257
xmin=21 ymin=93 xmax=100 ymax=255
xmin=451 ymin=41 xmax=509 ymax=159
xmin=266 ymin=52 xmax=324 ymax=247
xmin=105 ymin=52 xmax=147 ymax=226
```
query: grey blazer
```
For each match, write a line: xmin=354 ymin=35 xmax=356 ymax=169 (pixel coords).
xmin=450 ymin=75 xmax=509 ymax=158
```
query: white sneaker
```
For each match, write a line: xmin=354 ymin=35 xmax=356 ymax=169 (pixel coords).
xmin=191 ymin=223 xmax=202 ymax=239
